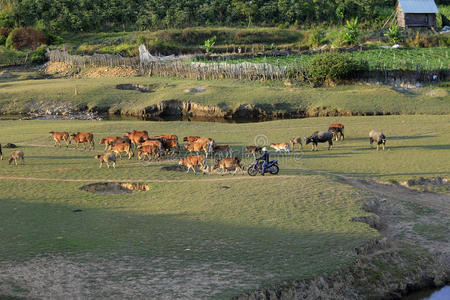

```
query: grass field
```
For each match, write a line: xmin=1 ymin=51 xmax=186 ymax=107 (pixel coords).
xmin=1 ymin=75 xmax=449 ymax=116
xmin=0 ymin=115 xmax=448 ymax=298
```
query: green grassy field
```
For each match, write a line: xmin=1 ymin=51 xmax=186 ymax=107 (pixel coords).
xmin=1 ymin=75 xmax=449 ymax=116
xmin=0 ymin=115 xmax=449 ymax=298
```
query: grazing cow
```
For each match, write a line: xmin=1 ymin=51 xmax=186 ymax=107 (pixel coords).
xmin=270 ymin=143 xmax=290 ymax=153
xmin=70 ymin=132 xmax=95 ymax=150
xmin=140 ymin=139 xmax=164 ymax=153
xmin=126 ymin=130 xmax=149 ymax=147
xmin=49 ymin=131 xmax=71 ymax=148
xmin=9 ymin=151 xmax=24 ymax=165
xmin=304 ymin=131 xmax=333 ymax=151
xmin=99 ymin=136 xmax=121 ymax=151
xmin=110 ymin=142 xmax=133 ymax=159
xmin=214 ymin=157 xmax=244 ymax=175
xmin=245 ymin=146 xmax=262 ymax=158
xmin=95 ymin=153 xmax=116 ymax=168
xmin=178 ymin=155 xmax=207 ymax=174
xmin=0 ymin=143 xmax=2 ymax=160
xmin=138 ymin=144 xmax=162 ymax=161
xmin=328 ymin=123 xmax=345 ymax=141
xmin=289 ymin=137 xmax=303 ymax=150
xmin=183 ymin=136 xmax=200 ymax=143
xmin=212 ymin=144 xmax=232 ymax=158
xmin=112 ymin=136 xmax=131 ymax=146
xmin=369 ymin=130 xmax=386 ymax=151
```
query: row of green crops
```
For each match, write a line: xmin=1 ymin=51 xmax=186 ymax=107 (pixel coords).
xmin=197 ymin=48 xmax=450 ymax=71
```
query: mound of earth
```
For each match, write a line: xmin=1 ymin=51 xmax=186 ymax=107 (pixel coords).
xmin=82 ymin=67 xmax=138 ymax=78
xmin=43 ymin=62 xmax=73 ymax=76
xmin=425 ymin=89 xmax=448 ymax=97
xmin=80 ymin=183 xmax=150 ymax=194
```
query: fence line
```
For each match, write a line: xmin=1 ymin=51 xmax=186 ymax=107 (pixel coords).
xmin=46 ymin=50 xmax=448 ymax=83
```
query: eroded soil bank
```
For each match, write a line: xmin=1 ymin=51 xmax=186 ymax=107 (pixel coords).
xmin=234 ymin=177 xmax=450 ymax=300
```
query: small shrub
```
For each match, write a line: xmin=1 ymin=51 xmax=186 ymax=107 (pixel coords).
xmin=385 ymin=24 xmax=404 ymax=44
xmin=343 ymin=18 xmax=360 ymax=46
xmin=30 ymin=45 xmax=47 ymax=64
xmin=201 ymin=36 xmax=216 ymax=54
xmin=6 ymin=27 xmax=45 ymax=50
xmin=308 ymin=30 xmax=327 ymax=48
xmin=406 ymin=32 xmax=441 ymax=48
xmin=308 ymin=52 xmax=367 ymax=86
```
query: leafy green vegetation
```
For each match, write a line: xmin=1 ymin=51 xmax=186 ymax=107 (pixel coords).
xmin=199 ymin=48 xmax=450 ymax=71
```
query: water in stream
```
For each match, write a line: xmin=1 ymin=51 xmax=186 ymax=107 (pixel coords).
xmin=402 ymin=286 xmax=450 ymax=300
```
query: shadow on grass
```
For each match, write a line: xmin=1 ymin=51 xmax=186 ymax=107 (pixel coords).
xmin=0 ymin=195 xmax=374 ymax=299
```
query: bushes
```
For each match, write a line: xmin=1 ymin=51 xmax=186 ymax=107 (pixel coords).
xmin=6 ymin=27 xmax=46 ymax=50
xmin=0 ymin=28 xmax=9 ymax=46
xmin=308 ymin=52 xmax=367 ymax=86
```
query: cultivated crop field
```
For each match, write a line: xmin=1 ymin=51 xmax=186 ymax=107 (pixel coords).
xmin=199 ymin=48 xmax=450 ymax=71
xmin=0 ymin=115 xmax=449 ymax=298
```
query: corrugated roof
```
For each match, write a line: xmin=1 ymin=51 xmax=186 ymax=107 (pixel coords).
xmin=398 ymin=0 xmax=439 ymax=13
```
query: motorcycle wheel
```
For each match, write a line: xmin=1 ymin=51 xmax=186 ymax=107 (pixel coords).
xmin=269 ymin=165 xmax=279 ymax=175
xmin=247 ymin=166 xmax=259 ymax=176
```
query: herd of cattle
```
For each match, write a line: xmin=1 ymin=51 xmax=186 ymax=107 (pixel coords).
xmin=1 ymin=123 xmax=387 ymax=173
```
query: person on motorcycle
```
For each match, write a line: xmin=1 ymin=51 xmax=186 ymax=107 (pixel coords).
xmin=255 ymin=147 xmax=269 ymax=175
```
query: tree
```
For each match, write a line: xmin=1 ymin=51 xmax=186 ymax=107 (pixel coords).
xmin=343 ymin=18 xmax=360 ymax=45
xmin=232 ymin=0 xmax=257 ymax=27
xmin=201 ymin=36 xmax=216 ymax=54
xmin=385 ymin=24 xmax=403 ymax=45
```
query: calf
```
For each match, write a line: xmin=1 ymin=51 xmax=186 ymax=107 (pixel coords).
xmin=183 ymin=136 xmax=200 ymax=143
xmin=49 ymin=131 xmax=71 ymax=148
xmin=212 ymin=144 xmax=232 ymax=158
xmin=289 ymin=137 xmax=303 ymax=150
xmin=185 ymin=137 xmax=214 ymax=158
xmin=95 ymin=153 xmax=116 ymax=168
xmin=178 ymin=155 xmax=207 ymax=174
xmin=138 ymin=144 xmax=162 ymax=161
xmin=245 ymin=146 xmax=262 ymax=159
xmin=369 ymin=130 xmax=386 ymax=151
xmin=99 ymin=136 xmax=121 ymax=151
xmin=9 ymin=151 xmax=24 ymax=165
xmin=304 ymin=131 xmax=333 ymax=151
xmin=70 ymin=132 xmax=95 ymax=150
xmin=270 ymin=143 xmax=290 ymax=153
xmin=214 ymin=157 xmax=244 ymax=175
xmin=328 ymin=123 xmax=345 ymax=141
xmin=110 ymin=142 xmax=133 ymax=159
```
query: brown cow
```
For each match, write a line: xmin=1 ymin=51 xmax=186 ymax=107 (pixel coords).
xmin=183 ymin=136 xmax=200 ymax=143
xmin=186 ymin=137 xmax=214 ymax=158
xmin=270 ymin=142 xmax=290 ymax=153
xmin=95 ymin=153 xmax=116 ymax=168
xmin=99 ymin=136 xmax=121 ymax=151
xmin=140 ymin=139 xmax=163 ymax=152
xmin=289 ymin=137 xmax=303 ymax=150
xmin=126 ymin=130 xmax=149 ymax=147
xmin=49 ymin=131 xmax=71 ymax=148
xmin=214 ymin=157 xmax=244 ymax=175
xmin=110 ymin=142 xmax=133 ymax=159
xmin=9 ymin=151 xmax=24 ymax=165
xmin=328 ymin=123 xmax=345 ymax=141
xmin=138 ymin=144 xmax=161 ymax=161
xmin=245 ymin=146 xmax=262 ymax=158
xmin=178 ymin=155 xmax=207 ymax=174
xmin=70 ymin=132 xmax=95 ymax=150
xmin=151 ymin=134 xmax=178 ymax=141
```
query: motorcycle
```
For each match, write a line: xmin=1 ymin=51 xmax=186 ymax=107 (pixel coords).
xmin=247 ymin=159 xmax=279 ymax=176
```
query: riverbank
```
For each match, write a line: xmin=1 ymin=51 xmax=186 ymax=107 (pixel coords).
xmin=1 ymin=74 xmax=449 ymax=120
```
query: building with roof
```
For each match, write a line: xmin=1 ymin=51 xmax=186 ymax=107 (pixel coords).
xmin=396 ymin=0 xmax=439 ymax=27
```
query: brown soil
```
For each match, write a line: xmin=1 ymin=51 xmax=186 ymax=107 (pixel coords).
xmin=43 ymin=61 xmax=73 ymax=75
xmin=82 ymin=66 xmax=138 ymax=78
